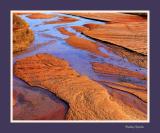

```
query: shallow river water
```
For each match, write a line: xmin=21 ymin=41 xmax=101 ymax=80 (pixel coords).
xmin=13 ymin=12 xmax=147 ymax=120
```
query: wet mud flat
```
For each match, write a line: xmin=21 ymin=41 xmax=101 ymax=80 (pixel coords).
xmin=13 ymin=12 xmax=148 ymax=120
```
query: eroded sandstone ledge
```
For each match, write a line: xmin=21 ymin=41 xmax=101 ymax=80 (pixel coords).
xmin=68 ymin=13 xmax=147 ymax=55
xmin=67 ymin=12 xmax=146 ymax=23
xmin=13 ymin=14 xmax=34 ymax=53
xmin=70 ymin=13 xmax=147 ymax=68
xmin=14 ymin=54 xmax=146 ymax=120
xmin=82 ymin=22 xmax=147 ymax=55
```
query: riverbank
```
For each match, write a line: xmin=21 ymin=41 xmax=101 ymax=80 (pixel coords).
xmin=13 ymin=14 xmax=34 ymax=53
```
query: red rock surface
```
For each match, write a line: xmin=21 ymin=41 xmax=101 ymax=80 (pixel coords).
xmin=13 ymin=14 xmax=34 ymax=53
xmin=68 ymin=12 xmax=146 ymax=23
xmin=83 ymin=22 xmax=147 ymax=55
xmin=99 ymin=80 xmax=147 ymax=103
xmin=71 ymin=26 xmax=88 ymax=33
xmin=58 ymin=27 xmax=75 ymax=36
xmin=92 ymin=62 xmax=146 ymax=80
xmin=27 ymin=13 xmax=55 ymax=19
xmin=44 ymin=16 xmax=78 ymax=24
xmin=14 ymin=54 xmax=147 ymax=120
xmin=69 ymin=13 xmax=147 ymax=55
xmin=92 ymin=62 xmax=147 ymax=104
xmin=57 ymin=27 xmax=108 ymax=58
xmin=65 ymin=35 xmax=108 ymax=58
xmin=13 ymin=77 xmax=67 ymax=120
xmin=102 ymin=84 xmax=147 ymax=114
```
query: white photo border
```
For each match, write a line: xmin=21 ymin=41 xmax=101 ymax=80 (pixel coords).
xmin=10 ymin=10 xmax=150 ymax=123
